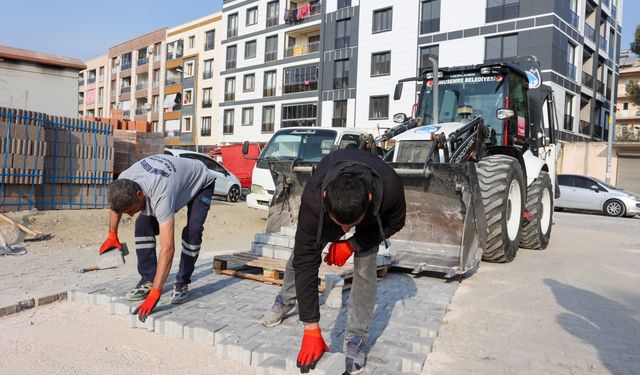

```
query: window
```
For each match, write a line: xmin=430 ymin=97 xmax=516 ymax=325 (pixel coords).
xmin=188 ymin=35 xmax=195 ymax=49
xmin=203 ymin=59 xmax=213 ymax=79
xmin=246 ymin=7 xmax=258 ymax=26
xmin=373 ymin=7 xmax=392 ymax=33
xmin=226 ymin=45 xmax=237 ymax=69
xmin=227 ymin=13 xmax=238 ymax=38
xmin=184 ymin=61 xmax=194 ymax=77
xmin=264 ymin=70 xmax=277 ymax=97
xmin=369 ymin=96 xmax=389 ymax=119
xmin=225 ymin=78 xmax=236 ymax=101
xmin=152 ymin=95 xmax=159 ymax=112
xmin=371 ymin=52 xmax=391 ymax=76
xmin=205 ymin=30 xmax=215 ymax=50
xmin=338 ymin=0 xmax=351 ymax=9
xmin=202 ymin=88 xmax=212 ymax=108
xmin=183 ymin=117 xmax=192 ymax=132
xmin=183 ymin=89 xmax=193 ymax=106
xmin=223 ymin=109 xmax=234 ymax=134
xmin=336 ymin=19 xmax=350 ymax=49
xmin=420 ymin=0 xmax=440 ymax=34
xmin=242 ymin=107 xmax=254 ymax=126
xmin=267 ymin=1 xmax=279 ymax=27
xmin=201 ymin=116 xmax=211 ymax=136
xmin=507 ymin=72 xmax=530 ymax=139
xmin=334 ymin=59 xmax=349 ymax=89
xmin=567 ymin=43 xmax=576 ymax=79
xmin=284 ymin=64 xmax=319 ymax=93
xmin=265 ymin=35 xmax=278 ymax=61
xmin=244 ymin=74 xmax=255 ymax=92
xmin=623 ymin=102 xmax=629 ymax=110
xmin=98 ymin=87 xmax=104 ymax=102
xmin=486 ymin=0 xmax=519 ymax=23
xmin=98 ymin=67 xmax=104 ymax=82
xmin=485 ymin=34 xmax=518 ymax=61
xmin=419 ymin=45 xmax=439 ymax=71
xmin=564 ymin=93 xmax=574 ymax=131
xmin=282 ymin=103 xmax=317 ymax=128
xmin=333 ymin=100 xmax=347 ymax=127
xmin=245 ymin=40 xmax=257 ymax=59
xmin=262 ymin=106 xmax=275 ymax=133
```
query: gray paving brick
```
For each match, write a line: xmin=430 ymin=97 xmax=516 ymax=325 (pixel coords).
xmin=401 ymin=351 xmax=428 ymax=373
xmin=106 ymin=299 xmax=136 ymax=315
xmin=161 ymin=317 xmax=196 ymax=339
xmin=256 ymin=356 xmax=287 ymax=375
xmin=145 ymin=310 xmax=173 ymax=332
xmin=216 ymin=335 xmax=266 ymax=365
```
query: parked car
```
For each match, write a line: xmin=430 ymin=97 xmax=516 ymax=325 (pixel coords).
xmin=164 ymin=149 xmax=242 ymax=202
xmin=555 ymin=174 xmax=640 ymax=217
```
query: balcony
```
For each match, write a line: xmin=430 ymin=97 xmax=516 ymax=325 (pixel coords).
xmin=136 ymin=83 xmax=148 ymax=91
xmin=121 ymin=62 xmax=132 ymax=71
xmin=582 ymin=71 xmax=593 ymax=87
xmin=203 ymin=70 xmax=213 ymax=80
xmin=284 ymin=3 xmax=321 ymax=24
xmin=420 ymin=18 xmax=440 ymax=34
xmin=284 ymin=80 xmax=318 ymax=94
xmin=579 ymin=120 xmax=591 ymax=135
xmin=567 ymin=9 xmax=579 ymax=29
xmin=164 ymin=130 xmax=181 ymax=138
xmin=599 ymin=35 xmax=607 ymax=51
xmin=87 ymin=77 xmax=96 ymax=84
xmin=224 ymin=92 xmax=235 ymax=101
xmin=202 ymin=99 xmax=212 ymax=108
xmin=285 ymin=41 xmax=320 ymax=57
xmin=123 ymin=110 xmax=131 ymax=119
xmin=120 ymin=86 xmax=131 ymax=94
xmin=584 ymin=23 xmax=596 ymax=43
xmin=166 ymin=51 xmax=183 ymax=61
xmin=596 ymin=80 xmax=605 ymax=95
xmin=137 ymin=57 xmax=148 ymax=66
xmin=165 ymin=77 xmax=182 ymax=86
xmin=566 ymin=63 xmax=577 ymax=80
xmin=332 ymin=118 xmax=347 ymax=127
xmin=135 ymin=108 xmax=146 ymax=116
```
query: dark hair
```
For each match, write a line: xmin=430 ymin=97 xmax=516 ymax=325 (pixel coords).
xmin=107 ymin=179 xmax=142 ymax=213
xmin=324 ymin=175 xmax=369 ymax=224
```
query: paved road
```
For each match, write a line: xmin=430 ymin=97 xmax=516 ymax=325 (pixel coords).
xmin=424 ymin=212 xmax=640 ymax=375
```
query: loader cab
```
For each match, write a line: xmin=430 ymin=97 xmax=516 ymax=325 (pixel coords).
xmin=415 ymin=65 xmax=532 ymax=150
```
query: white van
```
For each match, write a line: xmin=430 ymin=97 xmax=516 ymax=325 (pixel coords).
xmin=245 ymin=127 xmax=369 ymax=210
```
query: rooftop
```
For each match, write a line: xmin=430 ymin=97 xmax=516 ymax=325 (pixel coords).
xmin=0 ymin=44 xmax=86 ymax=70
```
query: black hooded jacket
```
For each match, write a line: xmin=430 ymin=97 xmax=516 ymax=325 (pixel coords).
xmin=292 ymin=148 xmax=406 ymax=323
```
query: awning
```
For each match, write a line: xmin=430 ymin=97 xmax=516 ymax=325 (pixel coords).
xmin=163 ymin=94 xmax=177 ymax=109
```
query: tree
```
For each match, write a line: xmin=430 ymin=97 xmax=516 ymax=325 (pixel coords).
xmin=632 ymin=25 xmax=640 ymax=55
xmin=627 ymin=80 xmax=640 ymax=107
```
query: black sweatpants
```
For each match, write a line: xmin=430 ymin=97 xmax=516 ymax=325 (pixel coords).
xmin=134 ymin=182 xmax=214 ymax=285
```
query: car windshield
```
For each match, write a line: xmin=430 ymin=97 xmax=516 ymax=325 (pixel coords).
xmin=260 ymin=129 xmax=337 ymax=162
xmin=417 ymin=72 xmax=506 ymax=132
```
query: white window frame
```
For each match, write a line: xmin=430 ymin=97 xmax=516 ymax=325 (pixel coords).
xmin=183 ymin=88 xmax=194 ymax=106
xmin=184 ymin=61 xmax=195 ymax=78
xmin=183 ymin=116 xmax=193 ymax=132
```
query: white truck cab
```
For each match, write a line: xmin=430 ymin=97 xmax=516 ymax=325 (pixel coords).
xmin=247 ymin=127 xmax=369 ymax=210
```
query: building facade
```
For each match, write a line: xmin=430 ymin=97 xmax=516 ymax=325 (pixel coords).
xmin=78 ymin=55 xmax=109 ymax=118
xmin=1 ymin=45 xmax=86 ymax=117
xmin=616 ymin=50 xmax=640 ymax=141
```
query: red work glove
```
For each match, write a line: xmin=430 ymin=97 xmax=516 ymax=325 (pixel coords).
xmin=296 ymin=327 xmax=329 ymax=373
xmin=324 ymin=240 xmax=355 ymax=267
xmin=99 ymin=231 xmax=122 ymax=255
xmin=132 ymin=287 xmax=161 ymax=322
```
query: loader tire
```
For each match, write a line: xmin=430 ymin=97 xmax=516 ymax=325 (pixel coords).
xmin=520 ymin=171 xmax=553 ymax=250
xmin=477 ymin=155 xmax=525 ymax=263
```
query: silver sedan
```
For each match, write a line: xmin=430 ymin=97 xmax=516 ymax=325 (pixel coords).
xmin=555 ymin=174 xmax=640 ymax=217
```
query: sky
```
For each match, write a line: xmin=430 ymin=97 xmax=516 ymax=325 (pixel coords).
xmin=0 ymin=0 xmax=638 ymax=61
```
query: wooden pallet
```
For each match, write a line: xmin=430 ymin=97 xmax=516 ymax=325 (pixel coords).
xmin=213 ymin=252 xmax=388 ymax=292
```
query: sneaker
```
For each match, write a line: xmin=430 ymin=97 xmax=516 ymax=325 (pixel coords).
xmin=125 ymin=281 xmax=152 ymax=301
xmin=345 ymin=336 xmax=367 ymax=374
xmin=170 ymin=283 xmax=189 ymax=304
xmin=260 ymin=295 xmax=295 ymax=327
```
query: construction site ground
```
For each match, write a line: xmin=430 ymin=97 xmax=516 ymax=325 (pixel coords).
xmin=0 ymin=204 xmax=638 ymax=375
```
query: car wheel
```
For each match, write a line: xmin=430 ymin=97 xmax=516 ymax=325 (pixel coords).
xmin=227 ymin=185 xmax=241 ymax=202
xmin=604 ymin=199 xmax=625 ymax=217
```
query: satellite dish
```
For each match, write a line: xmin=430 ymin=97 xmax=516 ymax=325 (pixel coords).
xmin=147 ymin=46 xmax=154 ymax=55
xmin=114 ymin=56 xmax=121 ymax=65
xmin=143 ymin=103 xmax=151 ymax=110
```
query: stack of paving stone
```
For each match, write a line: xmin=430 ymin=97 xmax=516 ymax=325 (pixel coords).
xmin=0 ymin=106 xmax=113 ymax=212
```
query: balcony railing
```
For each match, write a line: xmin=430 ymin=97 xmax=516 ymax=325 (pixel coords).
xmin=564 ymin=114 xmax=574 ymax=131
xmin=579 ymin=120 xmax=591 ymax=135
xmin=120 ymin=86 xmax=131 ymax=94
xmin=566 ymin=63 xmax=577 ymax=80
xmin=165 ymin=77 xmax=182 ymax=86
xmin=202 ymin=99 xmax=212 ymax=108
xmin=224 ymin=92 xmax=235 ymax=101
xmin=166 ymin=51 xmax=183 ymax=61
xmin=123 ymin=110 xmax=131 ymax=119
xmin=87 ymin=77 xmax=96 ymax=84
xmin=266 ymin=17 xmax=278 ymax=27
xmin=164 ymin=130 xmax=181 ymax=138
xmin=420 ymin=18 xmax=440 ymax=34
xmin=596 ymin=80 xmax=605 ymax=95
xmin=584 ymin=23 xmax=596 ymax=43
xmin=226 ymin=59 xmax=237 ymax=70
xmin=265 ymin=51 xmax=278 ymax=62
xmin=486 ymin=3 xmax=519 ymax=23
xmin=203 ymin=70 xmax=213 ymax=80
xmin=137 ymin=57 xmax=148 ymax=66
xmin=335 ymin=36 xmax=350 ymax=49
xmin=263 ymin=87 xmax=276 ymax=97
xmin=284 ymin=3 xmax=321 ymax=24
xmin=284 ymin=80 xmax=318 ymax=94
xmin=332 ymin=118 xmax=347 ymax=127
xmin=135 ymin=108 xmax=146 ymax=116
xmin=582 ymin=71 xmax=593 ymax=87
xmin=121 ymin=62 xmax=132 ymax=71
xmin=136 ymin=83 xmax=148 ymax=91
xmin=285 ymin=41 xmax=320 ymax=57
xmin=567 ymin=9 xmax=579 ymax=28
xmin=599 ymin=35 xmax=607 ymax=51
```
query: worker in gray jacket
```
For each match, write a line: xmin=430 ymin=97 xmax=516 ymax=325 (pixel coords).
xmin=99 ymin=154 xmax=215 ymax=322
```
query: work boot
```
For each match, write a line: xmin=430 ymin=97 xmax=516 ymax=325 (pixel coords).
xmin=125 ymin=281 xmax=152 ymax=301
xmin=345 ymin=336 xmax=367 ymax=374
xmin=261 ymin=295 xmax=295 ymax=327
xmin=170 ymin=283 xmax=189 ymax=304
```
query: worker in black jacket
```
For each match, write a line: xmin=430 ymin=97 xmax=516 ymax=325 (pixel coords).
xmin=261 ymin=148 xmax=406 ymax=374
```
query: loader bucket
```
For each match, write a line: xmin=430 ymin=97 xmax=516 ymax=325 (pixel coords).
xmin=264 ymin=160 xmax=486 ymax=278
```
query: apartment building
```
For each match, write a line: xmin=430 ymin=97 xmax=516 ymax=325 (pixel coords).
xmin=221 ymin=0 xmax=623 ymax=143
xmin=164 ymin=13 xmax=223 ymax=149
xmin=78 ymin=55 xmax=109 ymax=118
xmin=220 ymin=0 xmax=322 ymax=143
xmin=616 ymin=50 xmax=640 ymax=141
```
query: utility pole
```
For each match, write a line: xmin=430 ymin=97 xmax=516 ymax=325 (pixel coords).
xmin=605 ymin=27 xmax=619 ymax=184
